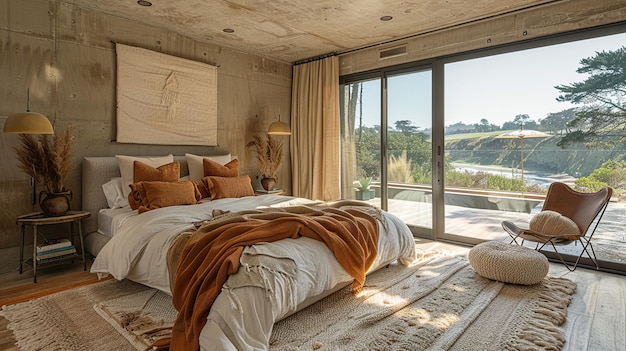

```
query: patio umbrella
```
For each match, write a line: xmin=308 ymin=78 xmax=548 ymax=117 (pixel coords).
xmin=495 ymin=126 xmax=550 ymax=191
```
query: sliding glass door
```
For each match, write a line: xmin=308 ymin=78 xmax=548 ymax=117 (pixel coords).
xmin=340 ymin=79 xmax=382 ymax=208
xmin=340 ymin=68 xmax=433 ymax=234
xmin=340 ymin=24 xmax=626 ymax=271
xmin=386 ymin=71 xmax=432 ymax=232
xmin=440 ymin=31 xmax=626 ymax=270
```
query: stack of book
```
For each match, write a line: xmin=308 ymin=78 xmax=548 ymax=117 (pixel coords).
xmin=36 ymin=239 xmax=77 ymax=263
xmin=255 ymin=188 xmax=283 ymax=194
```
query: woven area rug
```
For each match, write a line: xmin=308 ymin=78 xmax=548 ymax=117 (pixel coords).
xmin=270 ymin=253 xmax=576 ymax=350
xmin=0 ymin=279 xmax=150 ymax=351
xmin=0 ymin=251 xmax=576 ymax=351
xmin=93 ymin=287 xmax=177 ymax=350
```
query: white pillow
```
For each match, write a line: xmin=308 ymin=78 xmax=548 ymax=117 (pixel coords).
xmin=115 ymin=154 xmax=174 ymax=198
xmin=101 ymin=177 xmax=128 ymax=208
xmin=529 ymin=210 xmax=580 ymax=236
xmin=185 ymin=153 xmax=232 ymax=181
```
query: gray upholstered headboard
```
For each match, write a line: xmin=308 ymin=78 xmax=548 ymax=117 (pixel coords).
xmin=81 ymin=156 xmax=189 ymax=235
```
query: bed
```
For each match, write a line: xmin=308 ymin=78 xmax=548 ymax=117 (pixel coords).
xmin=81 ymin=155 xmax=417 ymax=350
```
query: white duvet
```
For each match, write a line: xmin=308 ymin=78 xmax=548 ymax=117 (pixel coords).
xmin=91 ymin=195 xmax=416 ymax=350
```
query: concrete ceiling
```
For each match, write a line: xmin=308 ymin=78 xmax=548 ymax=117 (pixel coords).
xmin=61 ymin=0 xmax=556 ymax=63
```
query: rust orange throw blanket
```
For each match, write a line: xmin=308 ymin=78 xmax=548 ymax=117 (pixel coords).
xmin=169 ymin=205 xmax=379 ymax=351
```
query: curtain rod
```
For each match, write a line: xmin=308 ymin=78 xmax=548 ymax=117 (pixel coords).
xmin=294 ymin=52 xmax=337 ymax=66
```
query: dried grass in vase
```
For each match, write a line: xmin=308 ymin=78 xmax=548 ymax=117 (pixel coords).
xmin=246 ymin=133 xmax=283 ymax=178
xmin=14 ymin=125 xmax=77 ymax=194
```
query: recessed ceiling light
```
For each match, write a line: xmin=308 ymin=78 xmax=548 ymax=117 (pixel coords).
xmin=223 ymin=28 xmax=235 ymax=33
xmin=380 ymin=15 xmax=393 ymax=21
xmin=137 ymin=0 xmax=152 ymax=6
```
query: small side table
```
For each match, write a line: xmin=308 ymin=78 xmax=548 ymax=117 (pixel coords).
xmin=16 ymin=211 xmax=91 ymax=283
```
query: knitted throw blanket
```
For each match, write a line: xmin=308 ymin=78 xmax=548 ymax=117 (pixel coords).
xmin=163 ymin=204 xmax=380 ymax=351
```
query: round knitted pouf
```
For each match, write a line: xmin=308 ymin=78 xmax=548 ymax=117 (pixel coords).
xmin=468 ymin=241 xmax=549 ymax=285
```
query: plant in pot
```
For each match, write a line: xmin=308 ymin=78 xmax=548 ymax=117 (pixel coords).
xmin=14 ymin=125 xmax=77 ymax=216
xmin=247 ymin=133 xmax=283 ymax=191
xmin=354 ymin=177 xmax=375 ymax=200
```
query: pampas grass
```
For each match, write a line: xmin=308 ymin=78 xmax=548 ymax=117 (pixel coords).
xmin=14 ymin=125 xmax=77 ymax=193
xmin=247 ymin=133 xmax=283 ymax=178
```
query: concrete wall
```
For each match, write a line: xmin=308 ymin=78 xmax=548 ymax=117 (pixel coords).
xmin=0 ymin=0 xmax=293 ymax=273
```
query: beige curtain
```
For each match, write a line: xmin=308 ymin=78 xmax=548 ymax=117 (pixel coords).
xmin=290 ymin=56 xmax=340 ymax=201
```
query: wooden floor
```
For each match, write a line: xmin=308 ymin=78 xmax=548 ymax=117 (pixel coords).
xmin=1 ymin=242 xmax=625 ymax=350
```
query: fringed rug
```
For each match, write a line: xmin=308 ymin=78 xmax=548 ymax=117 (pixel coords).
xmin=270 ymin=253 xmax=576 ymax=350
xmin=93 ymin=288 xmax=177 ymax=350
xmin=0 ymin=279 xmax=150 ymax=351
xmin=0 ymin=252 xmax=576 ymax=351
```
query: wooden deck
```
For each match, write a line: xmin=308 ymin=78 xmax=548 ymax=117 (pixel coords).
xmin=381 ymin=198 xmax=625 ymax=265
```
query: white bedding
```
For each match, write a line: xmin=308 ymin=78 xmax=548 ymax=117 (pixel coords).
xmin=91 ymin=195 xmax=416 ymax=350
xmin=97 ymin=206 xmax=134 ymax=237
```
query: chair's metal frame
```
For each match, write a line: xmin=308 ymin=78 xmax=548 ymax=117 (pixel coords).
xmin=502 ymin=182 xmax=613 ymax=272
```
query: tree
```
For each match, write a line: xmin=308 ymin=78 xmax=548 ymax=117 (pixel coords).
xmin=555 ymin=46 xmax=626 ymax=147
xmin=474 ymin=118 xmax=498 ymax=132
xmin=502 ymin=115 xmax=538 ymax=130
xmin=575 ymin=159 xmax=626 ymax=191
xmin=394 ymin=120 xmax=419 ymax=135
xmin=513 ymin=114 xmax=530 ymax=126
xmin=502 ymin=121 xmax=519 ymax=130
xmin=539 ymin=108 xmax=576 ymax=135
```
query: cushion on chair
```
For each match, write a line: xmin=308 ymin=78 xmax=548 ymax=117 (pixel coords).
xmin=529 ymin=210 xmax=580 ymax=238
xmin=468 ymin=241 xmax=549 ymax=285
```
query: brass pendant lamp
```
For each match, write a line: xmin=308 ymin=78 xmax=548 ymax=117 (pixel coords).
xmin=3 ymin=90 xmax=54 ymax=134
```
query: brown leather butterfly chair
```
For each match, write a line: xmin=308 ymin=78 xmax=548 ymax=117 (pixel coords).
xmin=502 ymin=182 xmax=612 ymax=271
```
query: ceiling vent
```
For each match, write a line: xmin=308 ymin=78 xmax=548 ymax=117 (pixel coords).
xmin=379 ymin=45 xmax=407 ymax=60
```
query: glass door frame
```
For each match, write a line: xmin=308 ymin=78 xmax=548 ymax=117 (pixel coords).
xmin=340 ymin=24 xmax=626 ymax=274
xmin=341 ymin=63 xmax=436 ymax=239
xmin=433 ymin=25 xmax=626 ymax=273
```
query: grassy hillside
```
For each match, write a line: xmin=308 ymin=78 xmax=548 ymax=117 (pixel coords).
xmin=444 ymin=131 xmax=506 ymax=141
xmin=445 ymin=132 xmax=626 ymax=178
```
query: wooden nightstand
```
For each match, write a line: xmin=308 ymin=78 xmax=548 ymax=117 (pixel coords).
xmin=16 ymin=211 xmax=90 ymax=283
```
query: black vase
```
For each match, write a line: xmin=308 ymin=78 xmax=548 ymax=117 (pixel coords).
xmin=261 ymin=177 xmax=276 ymax=191
xmin=39 ymin=190 xmax=72 ymax=216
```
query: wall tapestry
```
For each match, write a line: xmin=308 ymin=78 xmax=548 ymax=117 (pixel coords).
xmin=115 ymin=43 xmax=217 ymax=146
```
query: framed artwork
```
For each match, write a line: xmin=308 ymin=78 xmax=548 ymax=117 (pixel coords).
xmin=116 ymin=43 xmax=218 ymax=146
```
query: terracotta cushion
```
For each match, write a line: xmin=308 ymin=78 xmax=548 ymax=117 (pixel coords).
xmin=128 ymin=161 xmax=181 ymax=210
xmin=203 ymin=175 xmax=254 ymax=200
xmin=130 ymin=181 xmax=201 ymax=213
xmin=185 ymin=153 xmax=232 ymax=181
xmin=116 ymin=154 xmax=174 ymax=198
xmin=133 ymin=161 xmax=180 ymax=183
xmin=203 ymin=158 xmax=239 ymax=177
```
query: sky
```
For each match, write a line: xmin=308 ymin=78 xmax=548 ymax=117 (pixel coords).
xmin=356 ymin=31 xmax=626 ymax=129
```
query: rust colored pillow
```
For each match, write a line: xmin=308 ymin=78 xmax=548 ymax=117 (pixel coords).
xmin=203 ymin=158 xmax=239 ymax=177
xmin=128 ymin=182 xmax=147 ymax=210
xmin=129 ymin=181 xmax=201 ymax=213
xmin=203 ymin=175 xmax=254 ymax=200
xmin=128 ymin=161 xmax=181 ymax=209
xmin=191 ymin=179 xmax=210 ymax=199
xmin=133 ymin=161 xmax=180 ymax=183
